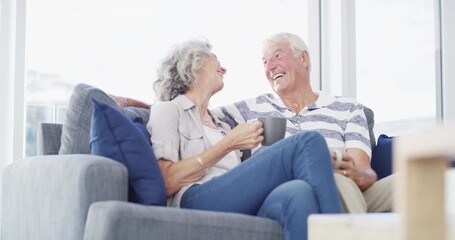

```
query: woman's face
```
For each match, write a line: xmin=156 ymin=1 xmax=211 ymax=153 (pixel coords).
xmin=196 ymin=53 xmax=227 ymax=94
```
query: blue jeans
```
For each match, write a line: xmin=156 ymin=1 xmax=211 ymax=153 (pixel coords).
xmin=181 ymin=131 xmax=341 ymax=240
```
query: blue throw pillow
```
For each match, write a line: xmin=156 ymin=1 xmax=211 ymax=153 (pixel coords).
xmin=89 ymin=99 xmax=166 ymax=206
xmin=132 ymin=117 xmax=152 ymax=146
xmin=371 ymin=134 xmax=393 ymax=180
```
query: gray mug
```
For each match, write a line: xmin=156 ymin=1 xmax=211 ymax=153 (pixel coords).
xmin=258 ymin=117 xmax=287 ymax=146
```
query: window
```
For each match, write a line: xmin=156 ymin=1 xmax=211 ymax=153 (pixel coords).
xmin=25 ymin=0 xmax=312 ymax=156
xmin=322 ymin=0 xmax=438 ymax=137
xmin=355 ymin=0 xmax=438 ymax=136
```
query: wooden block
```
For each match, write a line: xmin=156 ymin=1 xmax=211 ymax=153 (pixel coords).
xmin=394 ymin=123 xmax=455 ymax=240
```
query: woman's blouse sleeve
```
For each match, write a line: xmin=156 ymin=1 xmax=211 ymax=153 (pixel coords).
xmin=146 ymin=101 xmax=180 ymax=162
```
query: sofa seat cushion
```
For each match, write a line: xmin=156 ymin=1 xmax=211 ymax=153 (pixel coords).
xmin=90 ymin=99 xmax=166 ymax=206
xmin=85 ymin=201 xmax=283 ymax=240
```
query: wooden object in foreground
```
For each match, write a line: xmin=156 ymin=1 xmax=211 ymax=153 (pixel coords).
xmin=394 ymin=123 xmax=455 ymax=240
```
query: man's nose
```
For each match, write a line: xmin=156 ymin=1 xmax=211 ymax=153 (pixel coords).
xmin=265 ymin=59 xmax=276 ymax=72
xmin=220 ymin=66 xmax=227 ymax=74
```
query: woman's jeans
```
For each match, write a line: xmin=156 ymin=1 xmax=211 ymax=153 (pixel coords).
xmin=181 ymin=131 xmax=341 ymax=240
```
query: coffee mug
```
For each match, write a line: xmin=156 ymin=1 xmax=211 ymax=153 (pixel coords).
xmin=329 ymin=147 xmax=344 ymax=169
xmin=258 ymin=117 xmax=287 ymax=146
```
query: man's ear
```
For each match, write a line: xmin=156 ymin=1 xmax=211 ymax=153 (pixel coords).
xmin=300 ymin=51 xmax=310 ymax=69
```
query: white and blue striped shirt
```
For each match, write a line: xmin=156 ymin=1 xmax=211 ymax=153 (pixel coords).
xmin=212 ymin=93 xmax=372 ymax=159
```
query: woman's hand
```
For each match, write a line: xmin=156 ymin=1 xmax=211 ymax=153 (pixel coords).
xmin=223 ymin=121 xmax=264 ymax=150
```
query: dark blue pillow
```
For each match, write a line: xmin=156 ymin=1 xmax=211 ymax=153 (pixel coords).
xmin=371 ymin=134 xmax=393 ymax=180
xmin=132 ymin=117 xmax=152 ymax=146
xmin=89 ymin=99 xmax=166 ymax=206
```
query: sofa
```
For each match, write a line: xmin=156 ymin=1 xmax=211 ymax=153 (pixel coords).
xmin=1 ymin=83 xmax=394 ymax=240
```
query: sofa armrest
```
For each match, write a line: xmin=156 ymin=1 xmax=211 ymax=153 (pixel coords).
xmin=84 ymin=201 xmax=283 ymax=240
xmin=36 ymin=122 xmax=63 ymax=155
xmin=1 ymin=154 xmax=128 ymax=240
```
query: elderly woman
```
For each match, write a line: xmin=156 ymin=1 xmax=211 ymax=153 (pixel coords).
xmin=147 ymin=39 xmax=341 ymax=240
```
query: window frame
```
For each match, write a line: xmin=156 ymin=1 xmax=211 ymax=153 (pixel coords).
xmin=3 ymin=0 xmax=455 ymax=161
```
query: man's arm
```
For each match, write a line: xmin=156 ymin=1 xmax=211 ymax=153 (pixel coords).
xmin=110 ymin=94 xmax=151 ymax=109
xmin=333 ymin=148 xmax=377 ymax=191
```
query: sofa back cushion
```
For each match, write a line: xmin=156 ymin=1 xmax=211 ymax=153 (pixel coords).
xmin=60 ymin=84 xmax=377 ymax=155
xmin=90 ymin=99 xmax=166 ymax=206
xmin=59 ymin=83 xmax=150 ymax=154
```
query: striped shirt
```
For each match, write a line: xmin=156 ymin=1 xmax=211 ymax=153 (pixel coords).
xmin=212 ymin=93 xmax=372 ymax=159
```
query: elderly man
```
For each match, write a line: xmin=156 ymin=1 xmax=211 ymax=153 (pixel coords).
xmin=215 ymin=32 xmax=392 ymax=213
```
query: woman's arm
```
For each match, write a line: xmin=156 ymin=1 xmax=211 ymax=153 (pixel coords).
xmin=157 ymin=122 xmax=264 ymax=197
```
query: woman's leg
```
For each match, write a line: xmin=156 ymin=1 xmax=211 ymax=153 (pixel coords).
xmin=181 ymin=130 xmax=340 ymax=214
xmin=258 ymin=180 xmax=318 ymax=240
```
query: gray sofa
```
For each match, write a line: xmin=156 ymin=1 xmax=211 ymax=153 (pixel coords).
xmin=1 ymin=83 xmax=384 ymax=240
xmin=1 ymin=84 xmax=284 ymax=240
xmin=2 ymin=135 xmax=283 ymax=240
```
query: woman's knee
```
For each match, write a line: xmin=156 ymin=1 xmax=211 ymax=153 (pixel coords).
xmin=293 ymin=131 xmax=326 ymax=147
xmin=277 ymin=180 xmax=313 ymax=197
xmin=283 ymin=181 xmax=317 ymax=207
xmin=259 ymin=180 xmax=318 ymax=215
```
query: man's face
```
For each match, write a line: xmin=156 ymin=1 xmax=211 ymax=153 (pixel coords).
xmin=262 ymin=42 xmax=307 ymax=95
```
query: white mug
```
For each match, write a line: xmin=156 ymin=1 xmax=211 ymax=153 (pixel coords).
xmin=329 ymin=147 xmax=344 ymax=169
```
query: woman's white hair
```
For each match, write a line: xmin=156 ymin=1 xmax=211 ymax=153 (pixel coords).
xmin=153 ymin=39 xmax=212 ymax=101
xmin=263 ymin=32 xmax=311 ymax=71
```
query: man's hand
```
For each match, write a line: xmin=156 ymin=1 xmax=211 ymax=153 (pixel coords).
xmin=110 ymin=94 xmax=151 ymax=109
xmin=332 ymin=149 xmax=377 ymax=191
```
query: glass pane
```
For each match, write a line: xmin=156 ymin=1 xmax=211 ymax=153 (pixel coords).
xmin=25 ymin=0 xmax=311 ymax=156
xmin=356 ymin=0 xmax=437 ymax=136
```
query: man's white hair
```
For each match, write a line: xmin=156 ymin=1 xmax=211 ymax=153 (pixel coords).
xmin=263 ymin=32 xmax=311 ymax=71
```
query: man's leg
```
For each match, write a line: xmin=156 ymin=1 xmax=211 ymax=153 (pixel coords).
xmin=363 ymin=174 xmax=394 ymax=212
xmin=334 ymin=173 xmax=367 ymax=213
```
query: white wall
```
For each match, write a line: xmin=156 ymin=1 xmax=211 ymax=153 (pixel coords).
xmin=0 ymin=0 xmax=25 ymax=167
xmin=0 ymin=0 xmax=16 ymax=230
xmin=441 ymin=0 xmax=455 ymax=217
xmin=0 ymin=0 xmax=16 ymax=172
xmin=442 ymin=0 xmax=455 ymax=122
xmin=0 ymin=0 xmax=26 ymax=229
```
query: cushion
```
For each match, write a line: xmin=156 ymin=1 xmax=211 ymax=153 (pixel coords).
xmin=132 ymin=117 xmax=152 ymax=146
xmin=89 ymin=99 xmax=166 ymax=206
xmin=362 ymin=106 xmax=376 ymax=150
xmin=371 ymin=134 xmax=393 ymax=180
xmin=59 ymin=83 xmax=150 ymax=154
